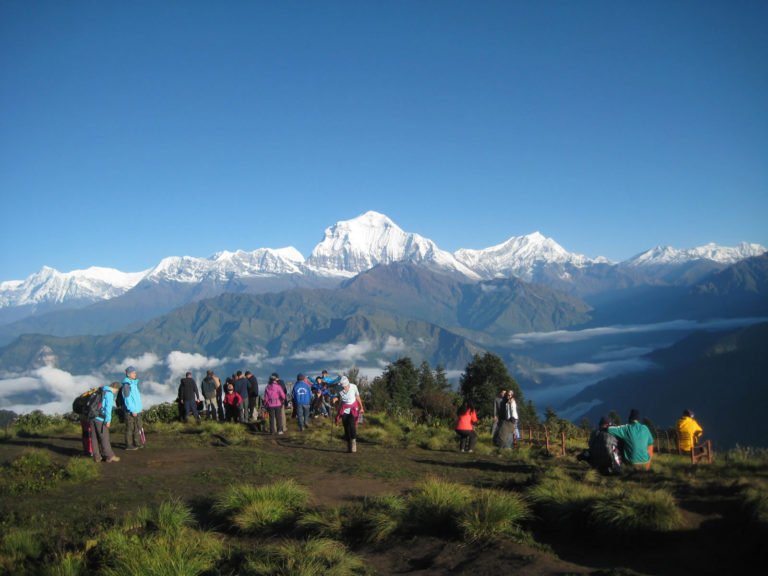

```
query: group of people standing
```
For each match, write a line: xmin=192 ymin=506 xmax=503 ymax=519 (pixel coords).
xmin=454 ymin=388 xmax=521 ymax=454
xmin=175 ymin=368 xmax=365 ymax=453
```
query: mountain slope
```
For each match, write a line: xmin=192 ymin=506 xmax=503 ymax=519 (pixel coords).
xmin=570 ymin=322 xmax=768 ymax=449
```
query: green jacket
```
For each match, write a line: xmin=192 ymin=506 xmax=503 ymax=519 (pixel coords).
xmin=607 ymin=422 xmax=654 ymax=465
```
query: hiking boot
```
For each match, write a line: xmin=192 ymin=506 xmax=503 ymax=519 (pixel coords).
xmin=351 ymin=439 xmax=357 ymax=453
xmin=125 ymin=446 xmax=139 ymax=451
xmin=105 ymin=456 xmax=120 ymax=463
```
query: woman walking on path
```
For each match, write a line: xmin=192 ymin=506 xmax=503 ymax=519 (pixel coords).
xmin=335 ymin=376 xmax=364 ymax=453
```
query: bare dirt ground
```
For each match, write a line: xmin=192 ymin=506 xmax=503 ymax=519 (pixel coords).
xmin=1 ymin=423 xmax=764 ymax=576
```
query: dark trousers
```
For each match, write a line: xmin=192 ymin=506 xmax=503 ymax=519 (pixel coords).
xmin=91 ymin=419 xmax=115 ymax=461
xmin=342 ymin=412 xmax=358 ymax=441
xmin=455 ymin=429 xmax=477 ymax=451
xmin=125 ymin=413 xmax=144 ymax=448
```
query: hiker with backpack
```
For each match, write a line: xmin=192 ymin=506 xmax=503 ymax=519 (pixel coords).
xmin=245 ymin=371 xmax=260 ymax=422
xmin=121 ymin=366 xmax=145 ymax=450
xmin=90 ymin=382 xmax=121 ymax=463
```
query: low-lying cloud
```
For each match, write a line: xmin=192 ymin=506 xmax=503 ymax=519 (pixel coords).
xmin=510 ymin=317 xmax=768 ymax=347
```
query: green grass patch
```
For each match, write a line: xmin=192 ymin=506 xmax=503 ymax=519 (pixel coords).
xmin=245 ymin=537 xmax=369 ymax=576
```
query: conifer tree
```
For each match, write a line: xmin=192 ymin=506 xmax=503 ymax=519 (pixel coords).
xmin=459 ymin=352 xmax=524 ymax=419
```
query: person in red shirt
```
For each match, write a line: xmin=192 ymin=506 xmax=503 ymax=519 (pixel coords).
xmin=455 ymin=401 xmax=479 ymax=453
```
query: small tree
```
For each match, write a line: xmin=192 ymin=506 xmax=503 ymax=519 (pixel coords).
xmin=380 ymin=357 xmax=419 ymax=414
xmin=459 ymin=353 xmax=524 ymax=419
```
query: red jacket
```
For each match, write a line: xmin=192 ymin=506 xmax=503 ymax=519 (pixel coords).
xmin=455 ymin=409 xmax=478 ymax=431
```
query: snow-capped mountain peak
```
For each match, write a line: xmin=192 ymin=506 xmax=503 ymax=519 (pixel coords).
xmin=623 ymin=242 xmax=767 ymax=267
xmin=305 ymin=211 xmax=480 ymax=278
xmin=454 ymin=231 xmax=610 ymax=281
xmin=145 ymin=247 xmax=306 ymax=283
xmin=0 ymin=266 xmax=146 ymax=307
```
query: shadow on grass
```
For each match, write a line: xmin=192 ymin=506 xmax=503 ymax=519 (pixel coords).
xmin=413 ymin=458 xmax=539 ymax=475
xmin=2 ymin=437 xmax=83 ymax=458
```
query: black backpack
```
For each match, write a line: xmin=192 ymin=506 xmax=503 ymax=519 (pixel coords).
xmin=72 ymin=387 xmax=101 ymax=417
xmin=83 ymin=388 xmax=105 ymax=420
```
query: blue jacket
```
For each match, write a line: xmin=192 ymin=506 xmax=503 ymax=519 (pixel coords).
xmin=121 ymin=376 xmax=143 ymax=414
xmin=234 ymin=377 xmax=249 ymax=400
xmin=95 ymin=386 xmax=116 ymax=424
xmin=292 ymin=380 xmax=313 ymax=406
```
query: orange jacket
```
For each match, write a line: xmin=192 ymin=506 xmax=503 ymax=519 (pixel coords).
xmin=455 ymin=409 xmax=478 ymax=431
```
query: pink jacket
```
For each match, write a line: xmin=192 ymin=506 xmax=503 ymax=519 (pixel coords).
xmin=263 ymin=382 xmax=286 ymax=408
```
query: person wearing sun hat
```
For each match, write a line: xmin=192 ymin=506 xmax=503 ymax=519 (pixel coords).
xmin=335 ymin=375 xmax=364 ymax=453
xmin=607 ymin=409 xmax=655 ymax=470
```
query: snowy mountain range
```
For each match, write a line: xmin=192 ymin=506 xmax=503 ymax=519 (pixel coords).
xmin=1 ymin=211 xmax=765 ymax=312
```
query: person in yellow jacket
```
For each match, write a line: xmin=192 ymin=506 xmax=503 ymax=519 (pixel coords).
xmin=676 ymin=409 xmax=703 ymax=452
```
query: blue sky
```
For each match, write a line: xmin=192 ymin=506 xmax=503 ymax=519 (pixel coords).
xmin=1 ymin=0 xmax=766 ymax=281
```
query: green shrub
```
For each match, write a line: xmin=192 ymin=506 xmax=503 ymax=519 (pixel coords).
xmin=0 ymin=450 xmax=65 ymax=494
xmin=13 ymin=411 xmax=72 ymax=437
xmin=142 ymin=402 xmax=181 ymax=424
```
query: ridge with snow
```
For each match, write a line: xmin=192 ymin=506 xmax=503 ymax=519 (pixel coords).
xmin=1 ymin=211 xmax=765 ymax=311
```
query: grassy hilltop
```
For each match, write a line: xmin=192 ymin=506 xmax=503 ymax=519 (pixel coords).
xmin=1 ymin=409 xmax=767 ymax=576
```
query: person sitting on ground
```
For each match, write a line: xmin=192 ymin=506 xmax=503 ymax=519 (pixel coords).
xmin=584 ymin=416 xmax=622 ymax=475
xmin=676 ymin=409 xmax=704 ymax=453
xmin=607 ymin=409 xmax=655 ymax=470
xmin=455 ymin=401 xmax=478 ymax=453
xmin=223 ymin=383 xmax=242 ymax=423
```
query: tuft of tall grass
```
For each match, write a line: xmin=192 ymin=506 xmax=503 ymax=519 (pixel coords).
xmin=296 ymin=507 xmax=345 ymax=539
xmin=526 ymin=472 xmax=602 ymax=530
xmin=92 ymin=499 xmax=223 ymax=576
xmin=64 ymin=457 xmax=100 ymax=482
xmin=44 ymin=552 xmax=85 ymax=576
xmin=359 ymin=495 xmax=407 ymax=543
xmin=215 ymin=479 xmax=311 ymax=535
xmin=0 ymin=527 xmax=43 ymax=567
xmin=589 ymin=487 xmax=682 ymax=533
xmin=739 ymin=483 xmax=768 ymax=525
xmin=405 ymin=477 xmax=473 ymax=537
xmin=459 ymin=489 xmax=530 ymax=543
xmin=245 ymin=537 xmax=368 ymax=576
